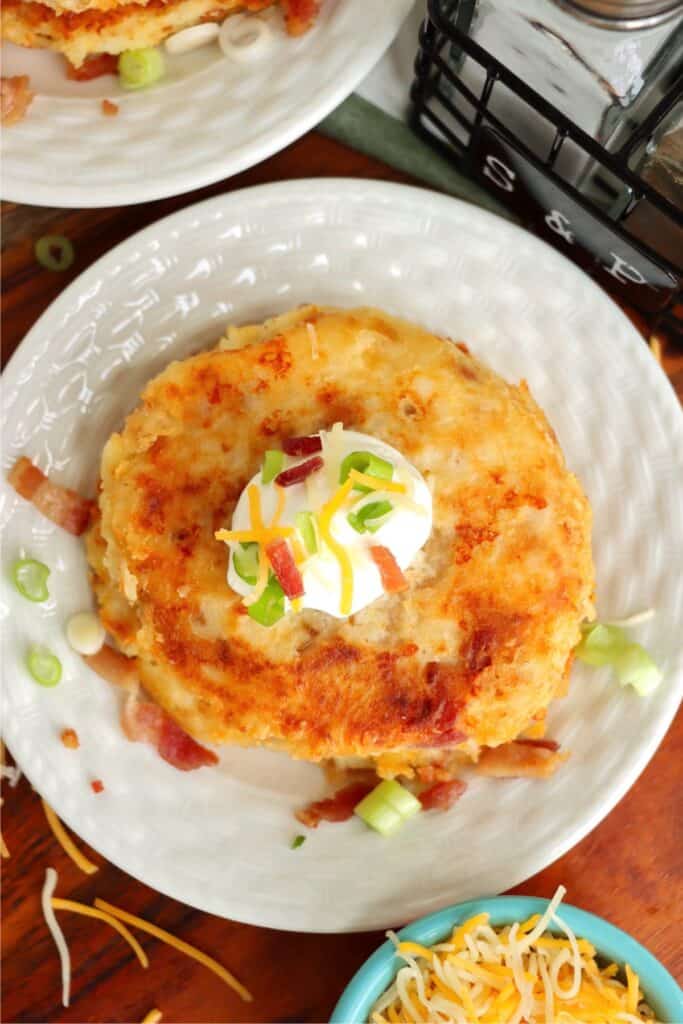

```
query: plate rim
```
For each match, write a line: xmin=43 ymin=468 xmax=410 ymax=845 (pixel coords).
xmin=0 ymin=2 xmax=412 ymax=208
xmin=2 ymin=178 xmax=683 ymax=933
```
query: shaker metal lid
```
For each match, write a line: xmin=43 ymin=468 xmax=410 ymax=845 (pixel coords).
xmin=551 ymin=0 xmax=683 ymax=29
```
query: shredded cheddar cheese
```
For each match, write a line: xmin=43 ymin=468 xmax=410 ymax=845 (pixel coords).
xmin=318 ymin=477 xmax=355 ymax=615
xmin=306 ymin=321 xmax=319 ymax=360
xmin=51 ymin=898 xmax=149 ymax=968
xmin=141 ymin=1010 xmax=163 ymax=1024
xmin=93 ymin=898 xmax=252 ymax=1003
xmin=348 ymin=469 xmax=407 ymax=494
xmin=271 ymin=484 xmax=286 ymax=527
xmin=215 ymin=527 xmax=293 ymax=544
xmin=42 ymin=800 xmax=98 ymax=875
xmin=371 ymin=887 xmax=660 ymax=1024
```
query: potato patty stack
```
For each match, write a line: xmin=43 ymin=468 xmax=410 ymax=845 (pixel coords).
xmin=0 ymin=0 xmax=317 ymax=70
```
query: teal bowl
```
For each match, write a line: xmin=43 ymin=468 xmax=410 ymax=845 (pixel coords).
xmin=331 ymin=896 xmax=683 ymax=1023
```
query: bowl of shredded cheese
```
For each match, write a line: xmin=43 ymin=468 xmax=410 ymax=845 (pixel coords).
xmin=331 ymin=886 xmax=683 ymax=1024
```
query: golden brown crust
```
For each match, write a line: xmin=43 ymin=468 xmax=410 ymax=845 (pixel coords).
xmin=89 ymin=306 xmax=594 ymax=771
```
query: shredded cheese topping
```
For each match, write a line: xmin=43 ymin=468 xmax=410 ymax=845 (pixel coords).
xmin=317 ymin=477 xmax=355 ymax=615
xmin=41 ymin=868 xmax=71 ymax=1008
xmin=51 ymin=898 xmax=149 ymax=968
xmin=371 ymin=886 xmax=660 ymax=1024
xmin=141 ymin=1010 xmax=163 ymax=1024
xmin=348 ymin=469 xmax=407 ymax=494
xmin=42 ymin=800 xmax=98 ymax=875
xmin=93 ymin=898 xmax=252 ymax=1004
xmin=214 ymin=526 xmax=293 ymax=544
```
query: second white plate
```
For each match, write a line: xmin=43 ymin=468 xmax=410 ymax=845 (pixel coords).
xmin=2 ymin=180 xmax=682 ymax=931
xmin=0 ymin=1 xmax=412 ymax=207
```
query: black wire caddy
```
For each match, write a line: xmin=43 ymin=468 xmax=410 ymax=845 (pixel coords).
xmin=410 ymin=0 xmax=683 ymax=342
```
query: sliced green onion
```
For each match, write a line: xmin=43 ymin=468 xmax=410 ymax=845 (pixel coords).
xmin=11 ymin=558 xmax=50 ymax=602
xmin=576 ymin=621 xmax=662 ymax=696
xmin=339 ymin=451 xmax=393 ymax=493
xmin=347 ymin=499 xmax=393 ymax=534
xmin=354 ymin=779 xmax=421 ymax=837
xmin=26 ymin=647 xmax=62 ymax=688
xmin=575 ymin=623 xmax=628 ymax=666
xmin=614 ymin=643 xmax=663 ymax=696
xmin=35 ymin=236 xmax=74 ymax=272
xmin=247 ymin=574 xmax=285 ymax=627
xmin=262 ymin=449 xmax=284 ymax=485
xmin=295 ymin=511 xmax=318 ymax=554
xmin=291 ymin=834 xmax=306 ymax=849
xmin=118 ymin=47 xmax=165 ymax=90
xmin=233 ymin=542 xmax=260 ymax=585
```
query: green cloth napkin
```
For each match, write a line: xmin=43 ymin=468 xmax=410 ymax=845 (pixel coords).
xmin=319 ymin=93 xmax=515 ymax=221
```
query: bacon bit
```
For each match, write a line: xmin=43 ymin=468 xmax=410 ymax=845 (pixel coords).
xmin=419 ymin=779 xmax=467 ymax=811
xmin=1 ymin=76 xmax=34 ymax=125
xmin=91 ymin=779 xmax=104 ymax=794
xmin=477 ymin=741 xmax=568 ymax=779
xmin=60 ymin=729 xmax=79 ymax=750
xmin=66 ymin=54 xmax=118 ymax=81
xmin=295 ymin=782 xmax=374 ymax=828
xmin=369 ymin=545 xmax=408 ymax=593
xmin=265 ymin=539 xmax=304 ymax=599
xmin=515 ymin=737 xmax=560 ymax=752
xmin=8 ymin=457 xmax=93 ymax=535
xmin=282 ymin=434 xmax=322 ymax=456
xmin=83 ymin=645 xmax=139 ymax=689
xmin=275 ymin=455 xmax=323 ymax=487
xmin=101 ymin=99 xmax=119 ymax=117
xmin=157 ymin=715 xmax=218 ymax=772
xmin=282 ymin=0 xmax=319 ymax=34
xmin=121 ymin=692 xmax=217 ymax=770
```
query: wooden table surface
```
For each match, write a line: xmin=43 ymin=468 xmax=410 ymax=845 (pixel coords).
xmin=1 ymin=132 xmax=682 ymax=1024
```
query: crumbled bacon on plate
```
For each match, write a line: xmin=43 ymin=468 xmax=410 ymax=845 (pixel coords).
xmin=101 ymin=99 xmax=119 ymax=117
xmin=419 ymin=779 xmax=467 ymax=811
xmin=295 ymin=782 xmax=374 ymax=828
xmin=1 ymin=76 xmax=34 ymax=125
xmin=66 ymin=54 xmax=118 ymax=81
xmin=91 ymin=779 xmax=104 ymax=793
xmin=476 ymin=740 xmax=567 ymax=779
xmin=60 ymin=728 xmax=80 ymax=750
xmin=281 ymin=0 xmax=320 ymax=35
xmin=8 ymin=457 xmax=93 ymax=535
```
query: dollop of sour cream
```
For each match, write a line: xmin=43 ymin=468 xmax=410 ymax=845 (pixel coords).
xmin=223 ymin=425 xmax=432 ymax=620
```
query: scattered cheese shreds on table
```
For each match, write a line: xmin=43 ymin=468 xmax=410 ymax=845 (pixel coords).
xmin=371 ymin=885 xmax=660 ymax=1023
xmin=42 ymin=799 xmax=99 ymax=875
xmin=51 ymin=898 xmax=149 ymax=968
xmin=140 ymin=1010 xmax=163 ymax=1024
xmin=93 ymin=898 xmax=253 ymax=1003
xmin=41 ymin=869 xmax=71 ymax=1008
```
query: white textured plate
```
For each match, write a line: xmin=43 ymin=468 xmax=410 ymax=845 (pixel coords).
xmin=0 ymin=1 xmax=412 ymax=208
xmin=2 ymin=180 xmax=682 ymax=932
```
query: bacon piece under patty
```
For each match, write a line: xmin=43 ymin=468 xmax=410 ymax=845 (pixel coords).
xmin=295 ymin=782 xmax=374 ymax=828
xmin=66 ymin=54 xmax=118 ymax=81
xmin=157 ymin=714 xmax=219 ymax=771
xmin=282 ymin=0 xmax=319 ymax=34
xmin=1 ymin=76 xmax=34 ymax=125
xmin=419 ymin=779 xmax=467 ymax=811
xmin=265 ymin=539 xmax=304 ymax=599
xmin=8 ymin=457 xmax=93 ymax=535
xmin=83 ymin=645 xmax=139 ymax=689
xmin=515 ymin=737 xmax=560 ymax=752
xmin=476 ymin=740 xmax=567 ymax=779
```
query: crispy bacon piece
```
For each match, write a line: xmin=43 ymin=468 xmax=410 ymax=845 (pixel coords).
xmin=369 ymin=545 xmax=408 ymax=593
xmin=419 ymin=779 xmax=467 ymax=811
xmin=515 ymin=737 xmax=560 ymax=752
xmin=477 ymin=740 xmax=568 ymax=779
xmin=60 ymin=728 xmax=80 ymax=750
xmin=8 ymin=457 xmax=93 ymax=535
xmin=282 ymin=435 xmax=322 ymax=456
xmin=1 ymin=76 xmax=34 ymax=125
xmin=91 ymin=779 xmax=104 ymax=794
xmin=66 ymin=54 xmax=118 ymax=81
xmin=265 ymin=539 xmax=304 ymax=599
xmin=120 ymin=693 xmax=217 ymax=771
xmin=295 ymin=782 xmax=374 ymax=828
xmin=83 ymin=645 xmax=138 ymax=689
xmin=101 ymin=99 xmax=119 ymax=117
xmin=282 ymin=0 xmax=320 ymax=34
xmin=275 ymin=455 xmax=323 ymax=487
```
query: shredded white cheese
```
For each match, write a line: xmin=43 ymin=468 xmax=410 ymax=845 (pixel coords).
xmin=41 ymin=868 xmax=71 ymax=1008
